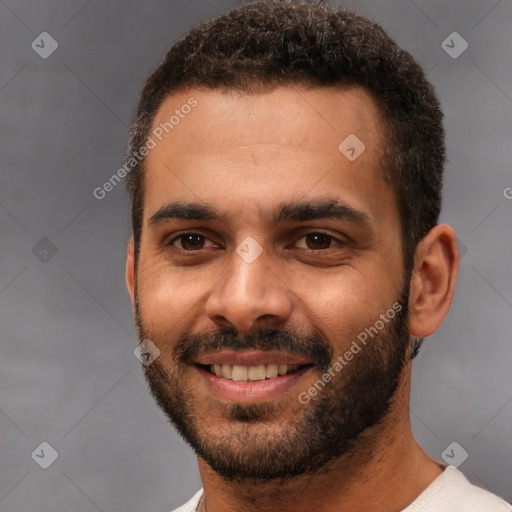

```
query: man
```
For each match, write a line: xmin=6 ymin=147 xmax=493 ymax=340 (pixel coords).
xmin=124 ymin=1 xmax=511 ymax=510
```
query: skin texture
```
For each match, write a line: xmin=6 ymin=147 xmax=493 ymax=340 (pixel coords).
xmin=125 ymin=86 xmax=459 ymax=512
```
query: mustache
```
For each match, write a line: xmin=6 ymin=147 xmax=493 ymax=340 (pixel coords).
xmin=173 ymin=327 xmax=334 ymax=370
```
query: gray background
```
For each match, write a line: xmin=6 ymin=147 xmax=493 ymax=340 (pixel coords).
xmin=1 ymin=0 xmax=511 ymax=510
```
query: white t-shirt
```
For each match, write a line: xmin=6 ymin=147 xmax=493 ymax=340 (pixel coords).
xmin=170 ymin=466 xmax=511 ymax=511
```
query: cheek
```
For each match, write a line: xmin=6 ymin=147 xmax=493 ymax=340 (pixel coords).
xmin=289 ymin=266 xmax=401 ymax=349
xmin=136 ymin=264 xmax=203 ymax=345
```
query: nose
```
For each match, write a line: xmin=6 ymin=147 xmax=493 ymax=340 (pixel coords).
xmin=205 ymin=247 xmax=294 ymax=333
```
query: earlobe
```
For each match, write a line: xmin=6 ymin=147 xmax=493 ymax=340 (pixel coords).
xmin=408 ymin=224 xmax=460 ymax=338
xmin=125 ymin=237 xmax=136 ymax=309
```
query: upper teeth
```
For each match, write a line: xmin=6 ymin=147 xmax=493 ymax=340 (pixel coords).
xmin=210 ymin=364 xmax=301 ymax=381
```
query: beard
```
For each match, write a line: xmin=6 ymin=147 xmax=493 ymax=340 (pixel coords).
xmin=134 ymin=283 xmax=411 ymax=483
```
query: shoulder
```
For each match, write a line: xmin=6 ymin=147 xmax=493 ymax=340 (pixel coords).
xmin=404 ymin=466 xmax=512 ymax=511
xmin=169 ymin=489 xmax=203 ymax=512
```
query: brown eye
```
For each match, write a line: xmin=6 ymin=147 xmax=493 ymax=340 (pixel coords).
xmin=303 ymin=233 xmax=333 ymax=250
xmin=173 ymin=233 xmax=206 ymax=250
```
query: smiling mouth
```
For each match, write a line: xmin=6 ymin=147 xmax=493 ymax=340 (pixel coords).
xmin=197 ymin=363 xmax=313 ymax=381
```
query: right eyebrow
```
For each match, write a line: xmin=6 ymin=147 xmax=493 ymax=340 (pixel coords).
xmin=147 ymin=201 xmax=228 ymax=226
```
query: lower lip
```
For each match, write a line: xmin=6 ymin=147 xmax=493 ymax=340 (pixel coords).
xmin=196 ymin=365 xmax=312 ymax=402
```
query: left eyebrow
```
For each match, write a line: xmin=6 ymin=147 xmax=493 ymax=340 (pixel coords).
xmin=269 ymin=198 xmax=373 ymax=227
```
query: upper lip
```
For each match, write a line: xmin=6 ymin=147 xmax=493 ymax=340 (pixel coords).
xmin=195 ymin=350 xmax=312 ymax=366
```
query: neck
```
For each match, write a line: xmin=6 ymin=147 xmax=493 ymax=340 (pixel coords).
xmin=197 ymin=364 xmax=443 ymax=512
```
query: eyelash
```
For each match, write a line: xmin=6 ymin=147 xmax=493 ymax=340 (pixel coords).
xmin=166 ymin=231 xmax=345 ymax=253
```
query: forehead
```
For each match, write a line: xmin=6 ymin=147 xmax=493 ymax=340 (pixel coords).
xmin=143 ymin=85 xmax=395 ymax=228
xmin=150 ymin=85 xmax=384 ymax=154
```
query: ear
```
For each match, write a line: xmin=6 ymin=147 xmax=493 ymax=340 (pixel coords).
xmin=125 ymin=237 xmax=136 ymax=311
xmin=408 ymin=224 xmax=460 ymax=338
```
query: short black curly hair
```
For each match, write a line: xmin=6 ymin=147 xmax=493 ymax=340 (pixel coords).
xmin=124 ymin=0 xmax=445 ymax=274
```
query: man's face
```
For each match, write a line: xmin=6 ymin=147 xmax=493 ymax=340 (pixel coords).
xmin=129 ymin=86 xmax=411 ymax=481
